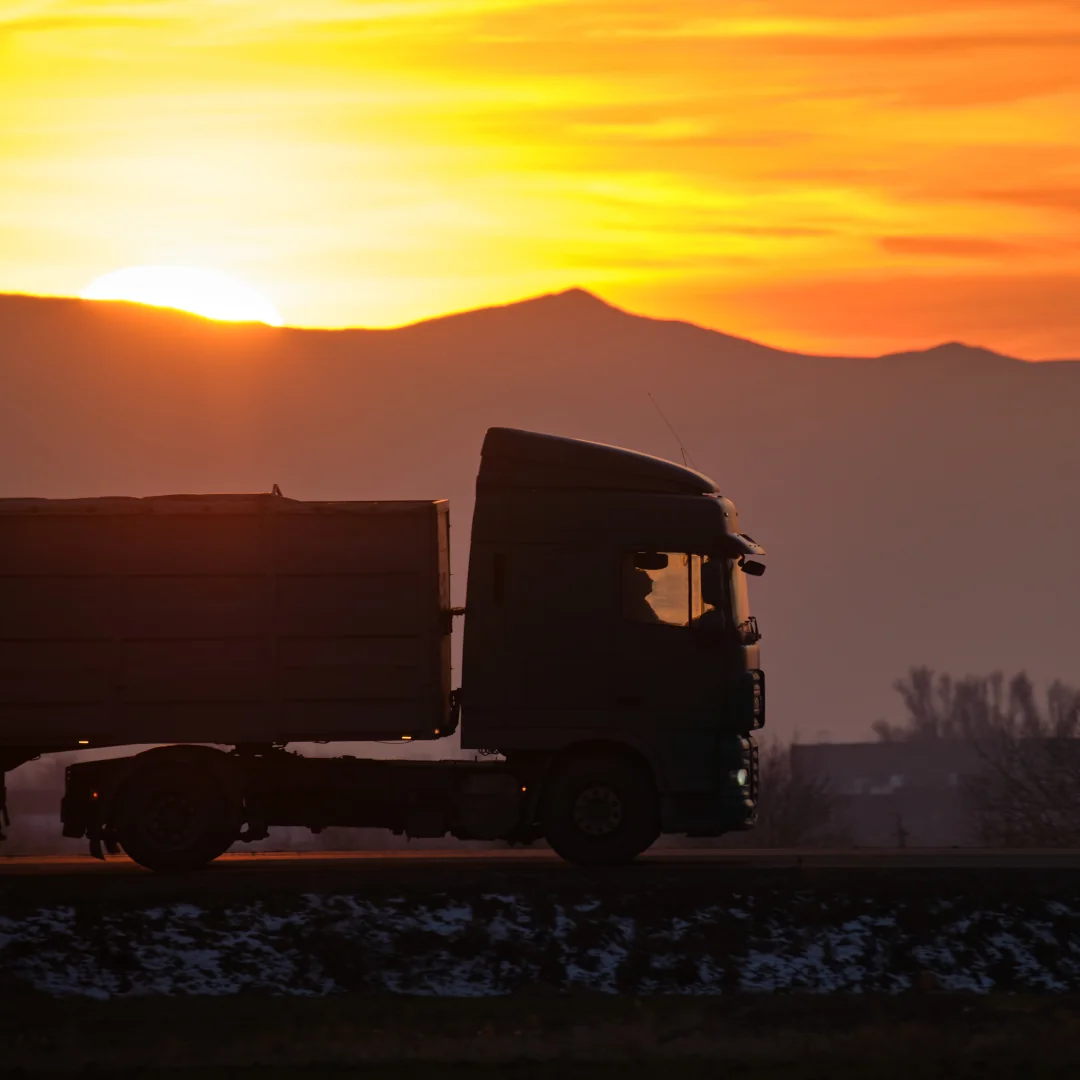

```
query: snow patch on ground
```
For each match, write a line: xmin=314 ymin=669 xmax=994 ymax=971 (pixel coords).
xmin=738 ymin=914 xmax=909 ymax=994
xmin=1 ymin=894 xmax=1078 ymax=998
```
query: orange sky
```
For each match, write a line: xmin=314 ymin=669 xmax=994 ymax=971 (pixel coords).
xmin=2 ymin=1 xmax=1079 ymax=356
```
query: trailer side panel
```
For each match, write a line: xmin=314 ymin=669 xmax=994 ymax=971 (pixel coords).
xmin=0 ymin=496 xmax=450 ymax=746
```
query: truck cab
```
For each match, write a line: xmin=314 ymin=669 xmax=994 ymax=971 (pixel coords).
xmin=461 ymin=428 xmax=765 ymax=863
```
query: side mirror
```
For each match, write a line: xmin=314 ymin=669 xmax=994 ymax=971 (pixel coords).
xmin=633 ymin=552 xmax=669 ymax=571
xmin=741 ymin=559 xmax=766 ymax=577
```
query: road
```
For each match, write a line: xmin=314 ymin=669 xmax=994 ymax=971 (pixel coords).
xmin=4 ymin=846 xmax=1080 ymax=875
xmin=2 ymin=846 xmax=1079 ymax=914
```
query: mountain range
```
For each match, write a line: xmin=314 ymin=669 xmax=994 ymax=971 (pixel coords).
xmin=2 ymin=288 xmax=1078 ymax=741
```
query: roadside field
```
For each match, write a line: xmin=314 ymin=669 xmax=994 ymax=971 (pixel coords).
xmin=2 ymin=851 xmax=1079 ymax=1000
xmin=2 ymin=993 xmax=1080 ymax=1077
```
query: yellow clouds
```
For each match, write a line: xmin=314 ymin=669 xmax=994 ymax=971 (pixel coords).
xmin=1 ymin=0 xmax=1079 ymax=355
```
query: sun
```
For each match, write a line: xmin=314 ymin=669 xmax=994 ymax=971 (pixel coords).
xmin=80 ymin=265 xmax=284 ymax=326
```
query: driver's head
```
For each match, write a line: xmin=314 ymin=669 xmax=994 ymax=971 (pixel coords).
xmin=627 ymin=566 xmax=655 ymax=598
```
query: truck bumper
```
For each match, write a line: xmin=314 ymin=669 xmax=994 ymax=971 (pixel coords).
xmin=660 ymin=734 xmax=758 ymax=836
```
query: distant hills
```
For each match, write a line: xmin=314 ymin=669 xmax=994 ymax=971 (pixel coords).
xmin=2 ymin=288 xmax=1078 ymax=740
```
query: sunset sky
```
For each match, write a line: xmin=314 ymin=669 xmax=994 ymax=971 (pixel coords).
xmin=2 ymin=0 xmax=1079 ymax=356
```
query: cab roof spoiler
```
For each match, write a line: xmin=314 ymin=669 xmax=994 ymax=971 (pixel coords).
xmin=479 ymin=427 xmax=720 ymax=496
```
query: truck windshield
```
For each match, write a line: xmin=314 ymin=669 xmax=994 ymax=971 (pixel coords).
xmin=695 ymin=556 xmax=754 ymax=638
xmin=623 ymin=553 xmax=756 ymax=638
xmin=728 ymin=558 xmax=751 ymax=631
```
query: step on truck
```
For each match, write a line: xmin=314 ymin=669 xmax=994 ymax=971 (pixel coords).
xmin=0 ymin=428 xmax=766 ymax=871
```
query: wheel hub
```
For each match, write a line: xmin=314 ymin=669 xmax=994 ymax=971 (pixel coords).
xmin=145 ymin=791 xmax=203 ymax=850
xmin=572 ymin=784 xmax=624 ymax=836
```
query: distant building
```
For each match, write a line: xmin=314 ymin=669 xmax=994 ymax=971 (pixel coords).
xmin=791 ymin=740 xmax=982 ymax=847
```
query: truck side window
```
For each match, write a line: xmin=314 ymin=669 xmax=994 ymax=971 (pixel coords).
xmin=623 ymin=552 xmax=702 ymax=626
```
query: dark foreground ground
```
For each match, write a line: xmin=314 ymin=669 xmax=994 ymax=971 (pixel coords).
xmin=3 ymin=851 xmax=1080 ymax=1076
xmin=3 ymin=993 xmax=1080 ymax=1078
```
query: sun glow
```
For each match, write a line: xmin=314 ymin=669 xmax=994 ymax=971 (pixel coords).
xmin=80 ymin=266 xmax=284 ymax=327
xmin=3 ymin=3 xmax=1080 ymax=354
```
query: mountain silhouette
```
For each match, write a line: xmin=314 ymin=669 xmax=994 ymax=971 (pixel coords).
xmin=2 ymin=288 xmax=1078 ymax=739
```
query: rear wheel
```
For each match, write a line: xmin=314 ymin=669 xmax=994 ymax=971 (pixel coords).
xmin=114 ymin=761 xmax=238 ymax=873
xmin=542 ymin=753 xmax=659 ymax=865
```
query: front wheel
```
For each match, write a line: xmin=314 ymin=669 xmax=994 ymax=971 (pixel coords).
xmin=114 ymin=761 xmax=239 ymax=873
xmin=542 ymin=753 xmax=659 ymax=865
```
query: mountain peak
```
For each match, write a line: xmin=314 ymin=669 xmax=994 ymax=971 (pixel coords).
xmin=467 ymin=286 xmax=623 ymax=317
xmin=396 ymin=285 xmax=629 ymax=336
xmin=543 ymin=286 xmax=617 ymax=308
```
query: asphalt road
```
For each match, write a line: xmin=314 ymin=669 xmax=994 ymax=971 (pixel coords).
xmin=3 ymin=846 xmax=1080 ymax=907
xmin=5 ymin=846 xmax=1080 ymax=875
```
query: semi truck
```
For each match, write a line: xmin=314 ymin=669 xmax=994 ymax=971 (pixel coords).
xmin=0 ymin=427 xmax=766 ymax=872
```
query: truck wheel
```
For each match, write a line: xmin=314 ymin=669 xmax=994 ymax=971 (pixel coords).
xmin=114 ymin=762 xmax=238 ymax=873
xmin=542 ymin=753 xmax=659 ymax=865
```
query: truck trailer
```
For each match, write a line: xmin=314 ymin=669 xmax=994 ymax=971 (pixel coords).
xmin=0 ymin=427 xmax=766 ymax=871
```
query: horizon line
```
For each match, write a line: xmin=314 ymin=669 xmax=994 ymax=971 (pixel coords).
xmin=2 ymin=287 xmax=1077 ymax=365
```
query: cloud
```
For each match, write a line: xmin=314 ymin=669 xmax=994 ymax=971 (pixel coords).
xmin=965 ymin=188 xmax=1080 ymax=215
xmin=655 ymin=270 xmax=1080 ymax=359
xmin=0 ymin=1 xmax=188 ymax=30
xmin=1 ymin=0 xmax=1079 ymax=356
xmin=879 ymin=236 xmax=1031 ymax=259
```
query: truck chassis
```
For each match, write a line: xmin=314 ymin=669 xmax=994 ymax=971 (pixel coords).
xmin=54 ymin=736 xmax=757 ymax=872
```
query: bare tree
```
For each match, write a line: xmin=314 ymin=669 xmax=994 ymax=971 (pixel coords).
xmin=748 ymin=739 xmax=840 ymax=847
xmin=965 ymin=732 xmax=1080 ymax=846
xmin=878 ymin=666 xmax=1080 ymax=846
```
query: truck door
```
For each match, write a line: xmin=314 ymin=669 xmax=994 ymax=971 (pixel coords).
xmin=612 ymin=550 xmax=729 ymax=791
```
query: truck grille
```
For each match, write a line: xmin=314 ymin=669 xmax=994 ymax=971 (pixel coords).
xmin=749 ymin=669 xmax=765 ymax=730
xmin=743 ymin=736 xmax=759 ymax=802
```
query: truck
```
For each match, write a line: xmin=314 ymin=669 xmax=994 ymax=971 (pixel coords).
xmin=0 ymin=427 xmax=766 ymax=872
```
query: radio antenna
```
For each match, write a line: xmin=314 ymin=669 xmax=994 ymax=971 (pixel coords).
xmin=647 ymin=392 xmax=696 ymax=470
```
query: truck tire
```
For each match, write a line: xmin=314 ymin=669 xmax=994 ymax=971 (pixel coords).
xmin=542 ymin=753 xmax=659 ymax=865
xmin=114 ymin=761 xmax=239 ymax=873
